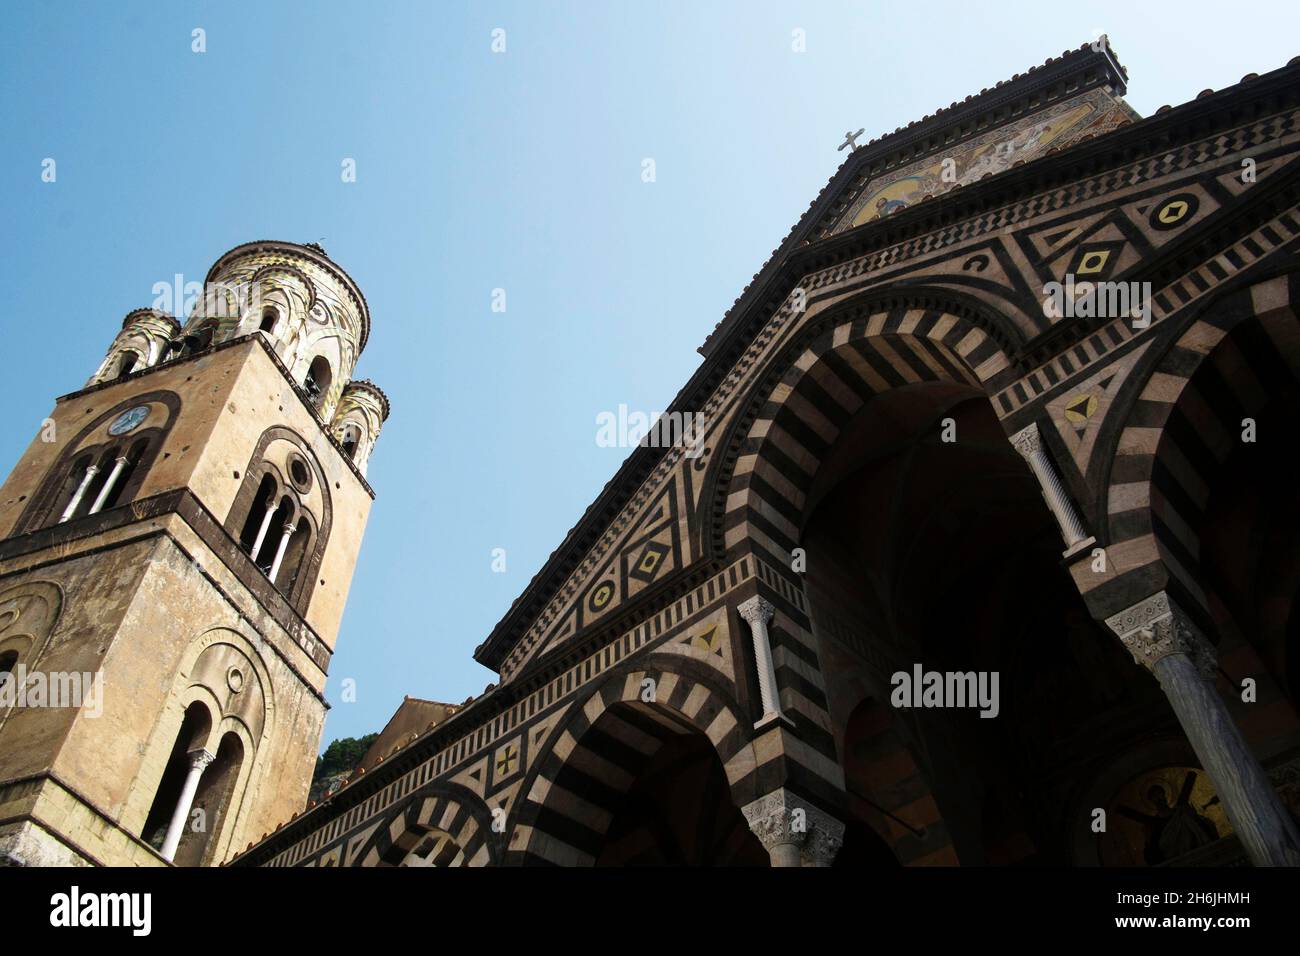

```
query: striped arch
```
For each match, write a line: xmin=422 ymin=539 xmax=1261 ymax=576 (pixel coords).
xmin=839 ymin=690 xmax=959 ymax=866
xmin=713 ymin=301 xmax=1014 ymax=567
xmin=1096 ymin=270 xmax=1300 ymax=615
xmin=354 ymin=784 xmax=496 ymax=867
xmin=510 ymin=663 xmax=759 ymax=866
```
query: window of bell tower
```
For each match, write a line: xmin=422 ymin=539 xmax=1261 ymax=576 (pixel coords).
xmin=303 ymin=357 xmax=333 ymax=413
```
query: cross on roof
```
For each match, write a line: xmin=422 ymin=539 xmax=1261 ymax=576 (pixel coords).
xmin=839 ymin=128 xmax=865 ymax=152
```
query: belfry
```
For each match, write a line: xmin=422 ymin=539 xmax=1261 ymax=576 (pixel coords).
xmin=0 ymin=241 xmax=387 ymax=865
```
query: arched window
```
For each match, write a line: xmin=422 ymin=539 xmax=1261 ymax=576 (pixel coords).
xmin=303 ymin=357 xmax=332 ymax=413
xmin=63 ymin=447 xmax=120 ymax=522
xmin=141 ymin=701 xmax=212 ymax=857
xmin=340 ymin=423 xmax=361 ymax=460
xmin=94 ymin=437 xmax=148 ymax=515
xmin=181 ymin=322 xmax=217 ymax=357
xmin=51 ymin=452 xmax=95 ymax=525
xmin=238 ymin=474 xmax=278 ymax=556
xmin=259 ymin=308 xmax=279 ymax=334
xmin=277 ymin=516 xmax=313 ymax=593
xmin=176 ymin=731 xmax=245 ymax=866
xmin=255 ymin=496 xmax=296 ymax=575
xmin=116 ymin=352 xmax=138 ymax=378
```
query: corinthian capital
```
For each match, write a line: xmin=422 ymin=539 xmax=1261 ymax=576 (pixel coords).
xmin=1009 ymin=422 xmax=1041 ymax=459
xmin=741 ymin=789 xmax=845 ymax=865
xmin=1104 ymin=591 xmax=1217 ymax=678
xmin=737 ymin=596 xmax=775 ymax=629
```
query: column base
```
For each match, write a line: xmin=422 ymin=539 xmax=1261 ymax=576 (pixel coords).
xmin=1062 ymin=535 xmax=1097 ymax=560
xmin=754 ymin=711 xmax=795 ymax=733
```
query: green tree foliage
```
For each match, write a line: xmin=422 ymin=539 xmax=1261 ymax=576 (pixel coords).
xmin=314 ymin=733 xmax=379 ymax=779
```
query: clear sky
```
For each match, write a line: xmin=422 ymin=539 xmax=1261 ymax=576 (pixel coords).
xmin=2 ymin=1 xmax=1296 ymax=749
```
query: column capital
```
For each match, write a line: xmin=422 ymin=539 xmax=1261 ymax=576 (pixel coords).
xmin=187 ymin=749 xmax=217 ymax=772
xmin=737 ymin=595 xmax=775 ymax=629
xmin=1009 ymin=422 xmax=1041 ymax=459
xmin=741 ymin=789 xmax=845 ymax=865
xmin=1105 ymin=591 xmax=1217 ymax=679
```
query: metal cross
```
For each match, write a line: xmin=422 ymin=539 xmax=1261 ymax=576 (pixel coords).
xmin=838 ymin=128 xmax=865 ymax=152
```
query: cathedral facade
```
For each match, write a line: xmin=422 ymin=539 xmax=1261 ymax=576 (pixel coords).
xmin=5 ymin=38 xmax=1300 ymax=868
xmin=227 ymin=40 xmax=1300 ymax=868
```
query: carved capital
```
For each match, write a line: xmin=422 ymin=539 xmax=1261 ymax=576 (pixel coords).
xmin=1009 ymin=422 xmax=1041 ymax=460
xmin=742 ymin=792 xmax=805 ymax=851
xmin=737 ymin=596 xmax=775 ymax=630
xmin=741 ymin=789 xmax=845 ymax=865
xmin=188 ymin=749 xmax=217 ymax=772
xmin=1105 ymin=592 xmax=1217 ymax=678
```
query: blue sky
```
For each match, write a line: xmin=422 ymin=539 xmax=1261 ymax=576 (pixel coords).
xmin=2 ymin=1 xmax=1296 ymax=749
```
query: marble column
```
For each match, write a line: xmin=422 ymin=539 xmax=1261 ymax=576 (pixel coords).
xmin=1106 ymin=592 xmax=1300 ymax=867
xmin=58 ymin=465 xmax=99 ymax=523
xmin=741 ymin=789 xmax=845 ymax=867
xmin=737 ymin=596 xmax=785 ymax=728
xmin=1009 ymin=422 xmax=1092 ymax=555
xmin=267 ymin=521 xmax=296 ymax=583
xmin=248 ymin=496 xmax=278 ymax=561
xmin=87 ymin=455 xmax=130 ymax=515
xmin=160 ymin=749 xmax=216 ymax=863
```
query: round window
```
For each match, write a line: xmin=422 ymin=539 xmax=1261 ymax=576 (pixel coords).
xmin=288 ymin=455 xmax=312 ymax=492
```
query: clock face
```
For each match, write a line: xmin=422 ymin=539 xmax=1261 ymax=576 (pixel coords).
xmin=107 ymin=405 xmax=150 ymax=436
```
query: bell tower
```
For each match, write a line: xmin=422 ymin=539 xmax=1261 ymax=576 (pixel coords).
xmin=0 ymin=240 xmax=388 ymax=866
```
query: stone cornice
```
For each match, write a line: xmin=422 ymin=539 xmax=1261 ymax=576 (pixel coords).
xmin=0 ymin=488 xmax=333 ymax=694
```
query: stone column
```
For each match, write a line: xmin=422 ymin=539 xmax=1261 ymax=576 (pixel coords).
xmin=248 ymin=497 xmax=278 ymax=561
xmin=58 ymin=465 xmax=99 ymax=523
xmin=160 ymin=749 xmax=215 ymax=863
xmin=1106 ymin=592 xmax=1300 ymax=867
xmin=1009 ymin=422 xmax=1092 ymax=555
xmin=267 ymin=521 xmax=296 ymax=583
xmin=741 ymin=789 xmax=845 ymax=867
xmin=737 ymin=596 xmax=785 ymax=728
xmin=87 ymin=455 xmax=130 ymax=515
